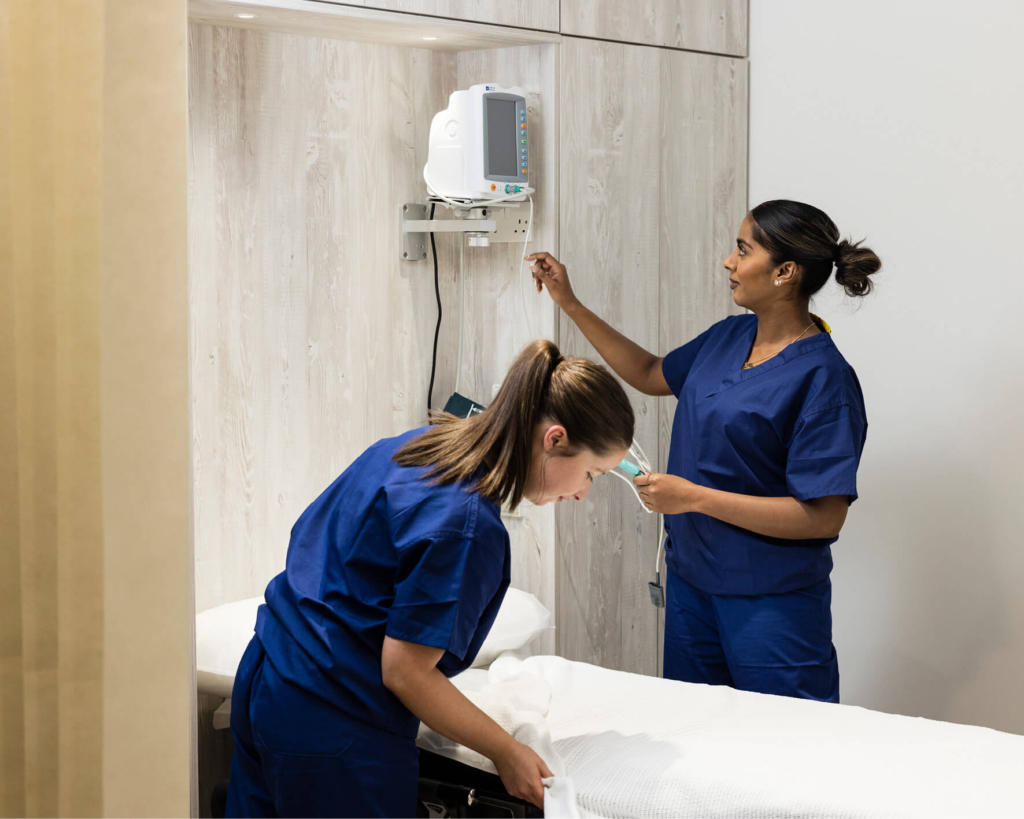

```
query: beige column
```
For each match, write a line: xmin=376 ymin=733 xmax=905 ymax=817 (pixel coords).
xmin=1 ymin=1 xmax=193 ymax=816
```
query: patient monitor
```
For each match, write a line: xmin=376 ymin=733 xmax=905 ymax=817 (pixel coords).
xmin=424 ymin=84 xmax=531 ymax=204
xmin=403 ymin=83 xmax=537 ymax=415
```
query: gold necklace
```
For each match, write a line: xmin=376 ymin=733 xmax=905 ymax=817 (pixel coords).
xmin=742 ymin=321 xmax=816 ymax=369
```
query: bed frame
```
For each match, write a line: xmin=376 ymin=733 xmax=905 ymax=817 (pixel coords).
xmin=208 ymin=753 xmax=541 ymax=818
xmin=418 ymin=751 xmax=543 ymax=818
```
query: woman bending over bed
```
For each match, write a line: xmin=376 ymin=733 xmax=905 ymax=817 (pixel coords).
xmin=225 ymin=341 xmax=633 ymax=818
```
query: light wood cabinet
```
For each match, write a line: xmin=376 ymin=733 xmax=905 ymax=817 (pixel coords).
xmin=185 ymin=16 xmax=748 ymax=808
xmin=556 ymin=37 xmax=663 ymax=675
xmin=561 ymin=0 xmax=748 ymax=57
xmin=555 ymin=36 xmax=747 ymax=675
xmin=188 ymin=25 xmax=456 ymax=617
xmin=349 ymin=0 xmax=559 ymax=31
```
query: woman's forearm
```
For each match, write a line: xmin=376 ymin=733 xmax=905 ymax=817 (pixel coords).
xmin=389 ymin=666 xmax=515 ymax=763
xmin=563 ymin=300 xmax=671 ymax=396
xmin=694 ymin=486 xmax=848 ymax=540
xmin=382 ymin=638 xmax=551 ymax=808
xmin=636 ymin=473 xmax=849 ymax=540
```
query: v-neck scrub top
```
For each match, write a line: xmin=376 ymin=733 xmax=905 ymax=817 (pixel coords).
xmin=662 ymin=314 xmax=868 ymax=596
xmin=254 ymin=427 xmax=511 ymax=739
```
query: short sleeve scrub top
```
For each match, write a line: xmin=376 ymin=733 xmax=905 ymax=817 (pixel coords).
xmin=660 ymin=314 xmax=867 ymax=703
xmin=225 ymin=428 xmax=511 ymax=819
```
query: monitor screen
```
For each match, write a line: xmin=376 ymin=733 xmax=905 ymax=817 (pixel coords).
xmin=486 ymin=98 xmax=518 ymax=177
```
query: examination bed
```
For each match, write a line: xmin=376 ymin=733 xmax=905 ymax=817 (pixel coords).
xmin=198 ymin=595 xmax=1024 ymax=818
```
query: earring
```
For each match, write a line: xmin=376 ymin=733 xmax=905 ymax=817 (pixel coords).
xmin=774 ymin=280 xmax=781 ymax=287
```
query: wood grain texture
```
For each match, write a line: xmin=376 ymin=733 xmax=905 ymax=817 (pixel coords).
xmin=189 ymin=25 xmax=559 ymax=643
xmin=561 ymin=0 xmax=748 ymax=58
xmin=189 ymin=26 xmax=455 ymax=805
xmin=188 ymin=17 xmax=744 ymax=693
xmin=354 ymin=0 xmax=559 ymax=32
xmin=556 ymin=37 xmax=663 ymax=675
xmin=189 ymin=25 xmax=455 ymax=613
xmin=655 ymin=48 xmax=748 ymax=674
xmin=556 ymin=37 xmax=748 ymax=676
xmin=188 ymin=0 xmax=561 ymax=49
xmin=452 ymin=44 xmax=560 ymax=654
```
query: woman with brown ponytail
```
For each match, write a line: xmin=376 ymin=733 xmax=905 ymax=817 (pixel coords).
xmin=528 ymin=200 xmax=881 ymax=704
xmin=225 ymin=341 xmax=634 ymax=818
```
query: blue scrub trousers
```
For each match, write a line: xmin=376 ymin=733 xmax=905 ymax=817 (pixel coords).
xmin=663 ymin=569 xmax=840 ymax=702
xmin=225 ymin=638 xmax=419 ymax=818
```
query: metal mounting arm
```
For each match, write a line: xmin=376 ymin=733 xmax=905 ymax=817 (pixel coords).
xmin=400 ymin=202 xmax=531 ymax=260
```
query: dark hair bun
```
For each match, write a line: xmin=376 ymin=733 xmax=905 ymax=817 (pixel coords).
xmin=835 ymin=238 xmax=882 ymax=298
xmin=750 ymin=200 xmax=882 ymax=300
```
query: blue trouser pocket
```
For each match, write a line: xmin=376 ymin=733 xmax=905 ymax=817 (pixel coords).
xmin=251 ymin=660 xmax=356 ymax=758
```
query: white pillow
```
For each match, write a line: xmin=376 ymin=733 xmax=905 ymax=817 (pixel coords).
xmin=193 ymin=588 xmax=551 ymax=696
xmin=470 ymin=588 xmax=552 ymax=668
xmin=195 ymin=596 xmax=264 ymax=698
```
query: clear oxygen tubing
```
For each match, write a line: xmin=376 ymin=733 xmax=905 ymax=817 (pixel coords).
xmin=518 ymin=194 xmax=535 ymax=339
xmin=455 ymin=232 xmax=465 ymax=396
xmin=423 ymin=169 xmax=536 ymax=342
xmin=609 ymin=440 xmax=668 ymax=588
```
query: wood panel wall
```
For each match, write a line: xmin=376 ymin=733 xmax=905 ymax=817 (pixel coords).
xmin=451 ymin=45 xmax=561 ymax=652
xmin=188 ymin=32 xmax=560 ymax=809
xmin=655 ymin=46 xmax=748 ymax=673
xmin=560 ymin=0 xmax=747 ymax=57
xmin=555 ymin=37 xmax=747 ymax=675
xmin=555 ymin=38 xmax=663 ymax=675
xmin=188 ymin=24 xmax=454 ymax=614
xmin=355 ymin=0 xmax=560 ymax=31
xmin=188 ymin=25 xmax=559 ymax=631
xmin=187 ymin=11 xmax=746 ymax=807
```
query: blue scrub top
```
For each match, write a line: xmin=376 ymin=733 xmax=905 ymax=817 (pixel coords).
xmin=663 ymin=314 xmax=867 ymax=596
xmin=254 ymin=427 xmax=511 ymax=739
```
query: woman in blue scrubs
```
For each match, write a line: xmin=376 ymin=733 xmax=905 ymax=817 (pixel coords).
xmin=225 ymin=340 xmax=634 ymax=818
xmin=528 ymin=200 xmax=881 ymax=703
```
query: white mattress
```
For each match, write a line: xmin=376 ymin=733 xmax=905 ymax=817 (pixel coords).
xmin=417 ymin=653 xmax=1024 ymax=818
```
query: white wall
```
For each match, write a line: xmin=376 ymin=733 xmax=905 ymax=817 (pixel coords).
xmin=749 ymin=0 xmax=1024 ymax=735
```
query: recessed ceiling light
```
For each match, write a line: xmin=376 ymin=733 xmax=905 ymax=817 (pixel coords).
xmin=422 ymin=36 xmax=438 ymax=41
xmin=235 ymin=13 xmax=256 ymax=19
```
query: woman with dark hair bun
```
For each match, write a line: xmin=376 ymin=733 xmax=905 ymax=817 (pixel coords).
xmin=528 ymin=200 xmax=880 ymax=703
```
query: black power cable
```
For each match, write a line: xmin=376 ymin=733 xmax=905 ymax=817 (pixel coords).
xmin=426 ymin=203 xmax=441 ymax=413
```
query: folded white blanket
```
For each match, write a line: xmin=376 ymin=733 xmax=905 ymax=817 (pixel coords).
xmin=542 ymin=776 xmax=580 ymax=819
xmin=418 ymin=652 xmax=1024 ymax=818
xmin=417 ymin=655 xmax=581 ymax=817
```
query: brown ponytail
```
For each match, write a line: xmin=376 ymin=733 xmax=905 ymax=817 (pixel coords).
xmin=394 ymin=340 xmax=634 ymax=509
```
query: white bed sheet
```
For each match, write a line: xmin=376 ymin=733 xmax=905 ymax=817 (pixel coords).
xmin=417 ymin=653 xmax=1024 ymax=818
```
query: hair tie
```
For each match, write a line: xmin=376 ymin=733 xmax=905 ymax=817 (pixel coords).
xmin=546 ymin=350 xmax=563 ymax=384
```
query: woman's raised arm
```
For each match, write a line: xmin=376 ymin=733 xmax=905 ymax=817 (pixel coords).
xmin=527 ymin=252 xmax=672 ymax=397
